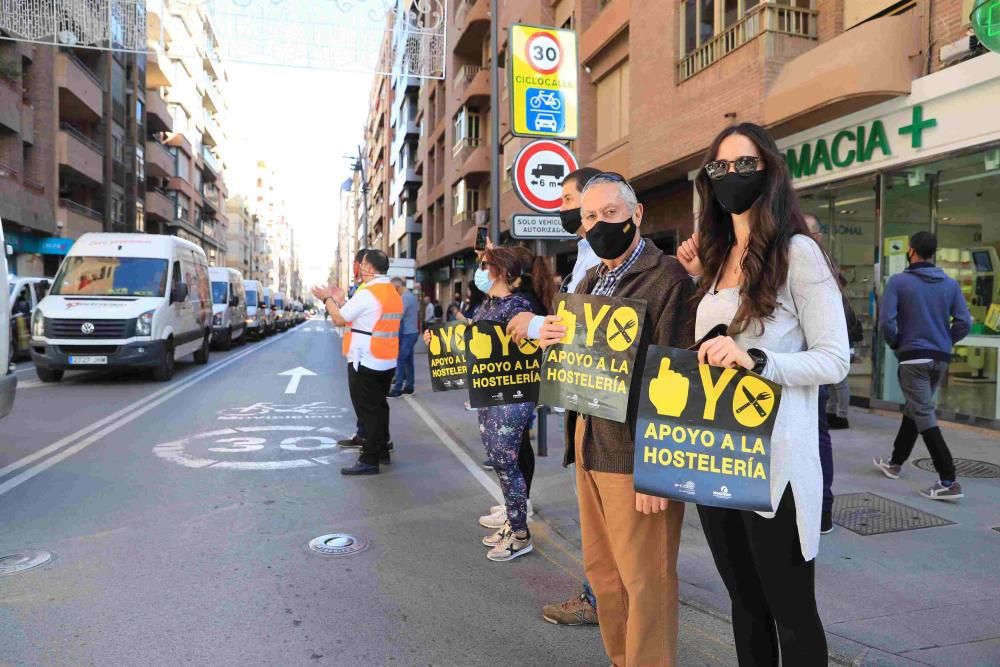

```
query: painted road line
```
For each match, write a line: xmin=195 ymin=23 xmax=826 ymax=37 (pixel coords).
xmin=278 ymin=366 xmax=316 ymax=394
xmin=402 ymin=395 xmax=504 ymax=505
xmin=0 ymin=336 xmax=284 ymax=484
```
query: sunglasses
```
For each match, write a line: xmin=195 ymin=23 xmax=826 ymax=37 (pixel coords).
xmin=594 ymin=171 xmax=637 ymax=197
xmin=704 ymin=156 xmax=763 ymax=181
xmin=479 ymin=261 xmax=491 ymax=271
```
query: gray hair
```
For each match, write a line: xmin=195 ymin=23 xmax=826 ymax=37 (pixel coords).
xmin=390 ymin=277 xmax=405 ymax=287
xmin=581 ymin=175 xmax=639 ymax=215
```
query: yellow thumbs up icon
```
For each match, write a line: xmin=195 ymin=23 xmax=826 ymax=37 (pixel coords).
xmin=469 ymin=326 xmax=493 ymax=360
xmin=555 ymin=300 xmax=577 ymax=345
xmin=428 ymin=330 xmax=442 ymax=356
xmin=649 ymin=357 xmax=690 ymax=418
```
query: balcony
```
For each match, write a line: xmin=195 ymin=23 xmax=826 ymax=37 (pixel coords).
xmin=146 ymin=89 xmax=171 ymax=132
xmin=165 ymin=75 xmax=199 ymax=116
xmin=20 ymin=105 xmax=34 ymax=145
xmin=58 ymin=124 xmax=104 ymax=184
xmin=56 ymin=53 xmax=104 ymax=121
xmin=145 ymin=188 xmax=173 ymax=221
xmin=201 ymin=75 xmax=224 ymax=114
xmin=201 ymin=146 xmax=221 ymax=178
xmin=146 ymin=139 xmax=173 ymax=179
xmin=453 ymin=0 xmax=489 ymax=54
xmin=453 ymin=65 xmax=489 ymax=104
xmin=146 ymin=45 xmax=175 ymax=88
xmin=452 ymin=137 xmax=488 ymax=179
xmin=58 ymin=198 xmax=104 ymax=237
xmin=203 ymin=45 xmax=223 ymax=80
xmin=203 ymin=114 xmax=223 ymax=147
xmin=677 ymin=1 xmax=818 ymax=83
xmin=0 ymin=80 xmax=21 ymax=133
xmin=201 ymin=183 xmax=220 ymax=211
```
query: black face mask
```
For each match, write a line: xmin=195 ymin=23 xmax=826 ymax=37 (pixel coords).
xmin=710 ymin=171 xmax=765 ymax=215
xmin=559 ymin=207 xmax=582 ymax=235
xmin=586 ymin=218 xmax=637 ymax=260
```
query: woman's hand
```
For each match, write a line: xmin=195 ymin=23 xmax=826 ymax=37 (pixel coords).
xmin=422 ymin=329 xmax=432 ymax=346
xmin=636 ymin=493 xmax=668 ymax=514
xmin=677 ymin=232 xmax=703 ymax=277
xmin=698 ymin=335 xmax=753 ymax=370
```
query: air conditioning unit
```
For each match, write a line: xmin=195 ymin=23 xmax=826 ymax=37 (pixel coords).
xmin=474 ymin=209 xmax=488 ymax=225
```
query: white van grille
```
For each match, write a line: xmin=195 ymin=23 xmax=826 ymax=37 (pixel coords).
xmin=45 ymin=318 xmax=134 ymax=339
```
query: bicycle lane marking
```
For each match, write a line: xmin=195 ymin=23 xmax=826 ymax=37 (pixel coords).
xmin=0 ymin=334 xmax=286 ymax=497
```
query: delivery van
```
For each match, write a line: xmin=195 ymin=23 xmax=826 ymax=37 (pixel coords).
xmin=209 ymin=266 xmax=247 ymax=350
xmin=0 ymin=223 xmax=17 ymax=418
xmin=243 ymin=279 xmax=264 ymax=340
xmin=260 ymin=286 xmax=275 ymax=336
xmin=31 ymin=233 xmax=212 ymax=382
xmin=273 ymin=291 xmax=288 ymax=332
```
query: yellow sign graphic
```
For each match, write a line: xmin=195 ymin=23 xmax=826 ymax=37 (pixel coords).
xmin=469 ymin=327 xmax=493 ymax=360
xmin=606 ymin=306 xmax=639 ymax=353
xmin=648 ymin=358 xmax=689 ymax=418
xmin=518 ymin=338 xmax=539 ymax=355
xmin=510 ymin=24 xmax=579 ymax=140
xmin=732 ymin=376 xmax=776 ymax=428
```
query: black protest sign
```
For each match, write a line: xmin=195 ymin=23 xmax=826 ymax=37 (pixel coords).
xmin=632 ymin=347 xmax=781 ymax=512
xmin=538 ymin=293 xmax=646 ymax=422
xmin=464 ymin=320 xmax=542 ymax=408
xmin=427 ymin=322 xmax=469 ymax=392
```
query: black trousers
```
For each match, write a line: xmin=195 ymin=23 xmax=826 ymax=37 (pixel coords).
xmin=347 ymin=364 xmax=395 ymax=465
xmin=698 ymin=486 xmax=827 ymax=666
xmin=518 ymin=424 xmax=535 ymax=498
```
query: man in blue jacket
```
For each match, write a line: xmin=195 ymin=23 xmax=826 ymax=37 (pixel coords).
xmin=874 ymin=232 xmax=972 ymax=500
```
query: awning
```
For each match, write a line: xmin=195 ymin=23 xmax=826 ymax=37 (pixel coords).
xmin=764 ymin=11 xmax=923 ymax=136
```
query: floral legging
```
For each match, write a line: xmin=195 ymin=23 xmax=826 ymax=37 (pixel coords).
xmin=478 ymin=401 xmax=536 ymax=533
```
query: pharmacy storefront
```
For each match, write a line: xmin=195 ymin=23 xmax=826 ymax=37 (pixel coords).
xmin=779 ymin=53 xmax=1000 ymax=425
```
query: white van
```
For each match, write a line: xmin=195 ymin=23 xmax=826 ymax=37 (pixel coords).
xmin=243 ymin=279 xmax=264 ymax=340
xmin=8 ymin=275 xmax=52 ymax=362
xmin=31 ymin=233 xmax=212 ymax=382
xmin=273 ymin=291 xmax=288 ymax=332
xmin=260 ymin=286 xmax=276 ymax=336
xmin=209 ymin=266 xmax=247 ymax=350
xmin=0 ymin=224 xmax=17 ymax=418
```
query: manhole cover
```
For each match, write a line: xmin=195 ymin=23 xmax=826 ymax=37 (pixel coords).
xmin=832 ymin=493 xmax=955 ymax=536
xmin=912 ymin=458 xmax=1000 ymax=478
xmin=0 ymin=550 xmax=53 ymax=575
xmin=308 ymin=533 xmax=368 ymax=556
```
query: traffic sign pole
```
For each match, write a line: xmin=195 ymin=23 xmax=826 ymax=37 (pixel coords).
xmin=490 ymin=1 xmax=501 ymax=245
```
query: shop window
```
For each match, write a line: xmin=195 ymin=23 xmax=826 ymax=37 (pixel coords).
xmin=596 ymin=61 xmax=629 ymax=150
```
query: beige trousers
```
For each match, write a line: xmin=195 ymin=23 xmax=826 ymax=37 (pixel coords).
xmin=575 ymin=420 xmax=684 ymax=667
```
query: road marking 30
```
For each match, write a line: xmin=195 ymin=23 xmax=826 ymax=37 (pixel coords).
xmin=152 ymin=425 xmax=350 ymax=470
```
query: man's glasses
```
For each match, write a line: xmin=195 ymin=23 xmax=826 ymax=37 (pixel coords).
xmin=593 ymin=171 xmax=637 ymax=197
xmin=704 ymin=156 xmax=762 ymax=181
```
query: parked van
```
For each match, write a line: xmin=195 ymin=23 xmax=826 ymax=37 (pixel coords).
xmin=8 ymin=275 xmax=52 ymax=362
xmin=243 ymin=279 xmax=264 ymax=340
xmin=1 ymin=224 xmax=17 ymax=419
xmin=273 ymin=291 xmax=288 ymax=332
xmin=260 ymin=286 xmax=275 ymax=336
xmin=31 ymin=233 xmax=212 ymax=382
xmin=209 ymin=267 xmax=247 ymax=350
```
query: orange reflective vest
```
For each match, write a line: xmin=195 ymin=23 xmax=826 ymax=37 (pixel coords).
xmin=342 ymin=281 xmax=403 ymax=360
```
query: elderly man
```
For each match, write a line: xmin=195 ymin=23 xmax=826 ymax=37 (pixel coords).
xmin=539 ymin=172 xmax=695 ymax=666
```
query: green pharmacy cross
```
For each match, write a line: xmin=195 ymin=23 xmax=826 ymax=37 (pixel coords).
xmin=972 ymin=0 xmax=1000 ymax=54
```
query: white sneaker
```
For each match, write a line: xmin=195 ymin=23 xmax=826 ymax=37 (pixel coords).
xmin=487 ymin=529 xmax=533 ymax=562
xmin=482 ymin=521 xmax=511 ymax=547
xmin=479 ymin=500 xmax=532 ymax=528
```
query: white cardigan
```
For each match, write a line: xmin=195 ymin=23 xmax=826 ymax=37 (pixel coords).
xmin=696 ymin=235 xmax=850 ymax=561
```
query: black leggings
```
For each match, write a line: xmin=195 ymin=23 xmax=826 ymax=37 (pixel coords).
xmin=518 ymin=423 xmax=535 ymax=498
xmin=698 ymin=486 xmax=827 ymax=666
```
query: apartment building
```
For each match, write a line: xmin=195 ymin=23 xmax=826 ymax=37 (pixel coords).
xmin=0 ymin=33 xmax=146 ymax=277
xmin=252 ymin=160 xmax=294 ymax=294
xmin=224 ymin=193 xmax=256 ymax=279
xmin=364 ymin=62 xmax=394 ymax=255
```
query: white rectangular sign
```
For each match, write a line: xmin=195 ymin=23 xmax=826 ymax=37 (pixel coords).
xmin=511 ymin=214 xmax=575 ymax=240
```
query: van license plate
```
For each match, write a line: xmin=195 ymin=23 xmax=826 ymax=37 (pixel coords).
xmin=69 ymin=356 xmax=107 ymax=365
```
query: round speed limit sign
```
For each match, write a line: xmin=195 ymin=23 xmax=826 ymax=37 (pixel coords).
xmin=525 ymin=32 xmax=562 ymax=75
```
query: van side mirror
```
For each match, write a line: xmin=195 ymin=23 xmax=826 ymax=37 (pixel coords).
xmin=171 ymin=283 xmax=189 ymax=304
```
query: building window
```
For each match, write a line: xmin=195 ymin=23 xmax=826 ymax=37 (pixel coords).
xmin=595 ymin=61 xmax=630 ymax=150
xmin=174 ymin=192 xmax=190 ymax=221
xmin=111 ymin=194 xmax=124 ymax=224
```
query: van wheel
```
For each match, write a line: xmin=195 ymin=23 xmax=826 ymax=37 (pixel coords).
xmin=37 ymin=367 xmax=64 ymax=383
xmin=194 ymin=331 xmax=210 ymax=365
xmin=220 ymin=327 xmax=233 ymax=351
xmin=152 ymin=340 xmax=175 ymax=382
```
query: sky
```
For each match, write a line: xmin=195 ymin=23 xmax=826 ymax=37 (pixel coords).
xmin=225 ymin=63 xmax=373 ymax=288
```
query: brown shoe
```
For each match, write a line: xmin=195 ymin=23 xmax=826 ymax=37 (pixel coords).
xmin=542 ymin=593 xmax=598 ymax=626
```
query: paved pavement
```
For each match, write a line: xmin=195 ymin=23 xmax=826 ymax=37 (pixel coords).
xmin=0 ymin=321 xmax=739 ymax=666
xmin=413 ymin=334 xmax=1000 ymax=667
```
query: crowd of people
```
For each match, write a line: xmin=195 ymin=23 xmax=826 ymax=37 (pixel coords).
xmin=312 ymin=122 xmax=972 ymax=666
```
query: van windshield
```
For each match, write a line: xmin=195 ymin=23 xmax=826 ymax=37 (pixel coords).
xmin=52 ymin=257 xmax=169 ymax=297
xmin=275 ymin=297 xmax=284 ymax=308
xmin=211 ymin=281 xmax=229 ymax=304
xmin=245 ymin=290 xmax=258 ymax=307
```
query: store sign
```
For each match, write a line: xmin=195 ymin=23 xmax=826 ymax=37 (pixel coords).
xmin=509 ymin=24 xmax=579 ymax=140
xmin=4 ymin=232 xmax=74 ymax=255
xmin=972 ymin=0 xmax=1000 ymax=53
xmin=511 ymin=214 xmax=575 ymax=240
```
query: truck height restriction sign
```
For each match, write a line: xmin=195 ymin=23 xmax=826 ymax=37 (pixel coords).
xmin=512 ymin=140 xmax=580 ymax=213
xmin=510 ymin=24 xmax=579 ymax=140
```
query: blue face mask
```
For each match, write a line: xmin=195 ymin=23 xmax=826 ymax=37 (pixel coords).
xmin=474 ymin=268 xmax=495 ymax=294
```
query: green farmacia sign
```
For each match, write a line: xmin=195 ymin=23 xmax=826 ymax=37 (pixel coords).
xmin=972 ymin=0 xmax=1000 ymax=53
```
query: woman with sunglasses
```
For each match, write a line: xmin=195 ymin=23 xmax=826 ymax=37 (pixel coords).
xmin=676 ymin=123 xmax=849 ymax=665
xmin=424 ymin=245 xmax=554 ymax=561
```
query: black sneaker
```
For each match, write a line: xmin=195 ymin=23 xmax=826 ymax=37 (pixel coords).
xmin=402 ymin=387 xmax=414 ymax=395
xmin=379 ymin=452 xmax=391 ymax=465
xmin=387 ymin=440 xmax=394 ymax=452
xmin=821 ymin=511 xmax=834 ymax=534
xmin=827 ymin=415 xmax=850 ymax=430
xmin=341 ymin=460 xmax=379 ymax=475
xmin=387 ymin=390 xmax=403 ymax=399
xmin=338 ymin=435 xmax=364 ymax=449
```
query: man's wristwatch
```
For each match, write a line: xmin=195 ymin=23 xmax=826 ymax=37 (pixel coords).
xmin=747 ymin=348 xmax=767 ymax=375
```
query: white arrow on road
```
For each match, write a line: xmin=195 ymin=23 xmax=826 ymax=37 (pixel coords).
xmin=278 ymin=366 xmax=317 ymax=394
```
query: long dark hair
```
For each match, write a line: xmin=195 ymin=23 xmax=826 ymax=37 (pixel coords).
xmin=484 ymin=245 xmax=555 ymax=314
xmin=694 ymin=123 xmax=829 ymax=335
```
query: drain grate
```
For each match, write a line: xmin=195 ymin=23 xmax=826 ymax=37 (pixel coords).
xmin=832 ymin=493 xmax=955 ymax=536
xmin=912 ymin=458 xmax=1000 ymax=478
xmin=0 ymin=550 xmax=53 ymax=575
xmin=308 ymin=533 xmax=368 ymax=556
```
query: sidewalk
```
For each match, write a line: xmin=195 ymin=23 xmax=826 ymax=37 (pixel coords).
xmin=405 ymin=345 xmax=1000 ymax=666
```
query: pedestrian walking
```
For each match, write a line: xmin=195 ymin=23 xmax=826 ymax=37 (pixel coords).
xmin=677 ymin=122 xmax=849 ymax=665
xmin=507 ymin=166 xmax=604 ymax=628
xmin=427 ymin=244 xmax=553 ymax=562
xmin=388 ymin=277 xmax=418 ymax=398
xmin=313 ymin=249 xmax=403 ymax=476
xmin=873 ymin=231 xmax=972 ymax=500
xmin=538 ymin=172 xmax=695 ymax=666
xmin=422 ymin=294 xmax=437 ymax=330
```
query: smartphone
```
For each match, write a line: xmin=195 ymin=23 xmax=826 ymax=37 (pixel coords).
xmin=474 ymin=226 xmax=489 ymax=252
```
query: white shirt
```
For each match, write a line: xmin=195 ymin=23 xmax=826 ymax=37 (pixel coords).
xmin=340 ymin=276 xmax=397 ymax=372
xmin=526 ymin=238 xmax=602 ymax=339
